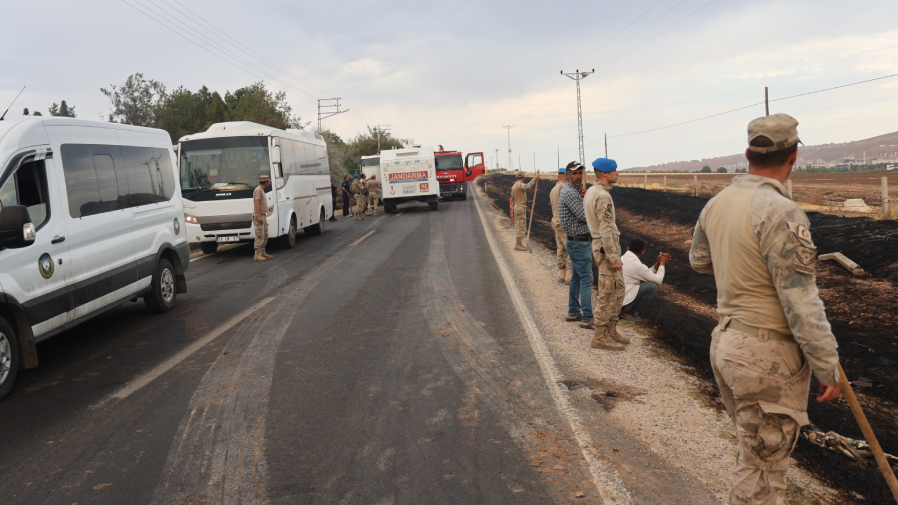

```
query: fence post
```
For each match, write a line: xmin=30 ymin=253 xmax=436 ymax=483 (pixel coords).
xmin=663 ymin=175 xmax=667 ymax=192
xmin=884 ymin=177 xmax=891 ymax=219
xmin=694 ymin=175 xmax=698 ymax=197
xmin=787 ymin=179 xmax=793 ymax=199
xmin=644 ymin=174 xmax=647 ymax=189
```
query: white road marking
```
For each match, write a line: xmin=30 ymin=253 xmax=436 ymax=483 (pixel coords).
xmin=472 ymin=187 xmax=632 ymax=504
xmin=98 ymin=297 xmax=276 ymax=405
xmin=349 ymin=230 xmax=376 ymax=246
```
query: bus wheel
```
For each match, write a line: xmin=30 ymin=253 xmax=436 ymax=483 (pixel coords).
xmin=0 ymin=317 xmax=20 ymax=400
xmin=306 ymin=210 xmax=324 ymax=236
xmin=281 ymin=217 xmax=297 ymax=248
xmin=384 ymin=205 xmax=395 ymax=214
xmin=200 ymin=242 xmax=218 ymax=254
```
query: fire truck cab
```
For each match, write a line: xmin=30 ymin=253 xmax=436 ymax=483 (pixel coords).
xmin=465 ymin=152 xmax=486 ymax=181
xmin=434 ymin=146 xmax=467 ymax=200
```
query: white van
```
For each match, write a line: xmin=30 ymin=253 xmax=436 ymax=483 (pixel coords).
xmin=178 ymin=122 xmax=333 ymax=253
xmin=0 ymin=116 xmax=189 ymax=399
xmin=380 ymin=146 xmax=439 ymax=212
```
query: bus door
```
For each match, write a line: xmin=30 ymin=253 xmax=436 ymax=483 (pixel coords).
xmin=465 ymin=152 xmax=485 ymax=181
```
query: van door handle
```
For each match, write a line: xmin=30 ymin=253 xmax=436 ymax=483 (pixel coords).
xmin=51 ymin=236 xmax=65 ymax=244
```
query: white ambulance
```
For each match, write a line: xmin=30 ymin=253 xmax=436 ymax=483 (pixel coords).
xmin=380 ymin=147 xmax=439 ymax=212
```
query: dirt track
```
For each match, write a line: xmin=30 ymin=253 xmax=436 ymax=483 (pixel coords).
xmin=480 ymin=173 xmax=898 ymax=504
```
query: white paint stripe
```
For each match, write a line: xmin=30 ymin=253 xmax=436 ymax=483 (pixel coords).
xmin=472 ymin=187 xmax=632 ymax=504
xmin=348 ymin=230 xmax=375 ymax=246
xmin=98 ymin=297 xmax=276 ymax=405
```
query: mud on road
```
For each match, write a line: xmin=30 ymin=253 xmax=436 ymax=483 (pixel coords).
xmin=480 ymin=173 xmax=898 ymax=504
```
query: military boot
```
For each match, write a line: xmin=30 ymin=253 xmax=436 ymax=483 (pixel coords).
xmin=591 ymin=326 xmax=625 ymax=351
xmin=514 ymin=240 xmax=527 ymax=251
xmin=262 ymin=249 xmax=273 ymax=259
xmin=354 ymin=213 xmax=363 ymax=221
xmin=607 ymin=320 xmax=630 ymax=345
xmin=254 ymin=250 xmax=266 ymax=262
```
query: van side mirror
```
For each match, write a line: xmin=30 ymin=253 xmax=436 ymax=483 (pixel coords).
xmin=0 ymin=205 xmax=36 ymax=249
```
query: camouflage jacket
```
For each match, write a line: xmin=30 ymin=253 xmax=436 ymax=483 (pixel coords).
xmin=584 ymin=183 xmax=621 ymax=264
xmin=689 ymin=174 xmax=840 ymax=386
xmin=351 ymin=180 xmax=365 ymax=195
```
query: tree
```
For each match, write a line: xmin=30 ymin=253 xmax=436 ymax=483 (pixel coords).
xmin=225 ymin=82 xmax=309 ymax=131
xmin=700 ymin=166 xmax=712 ymax=173
xmin=319 ymin=129 xmax=350 ymax=182
xmin=22 ymin=107 xmax=28 ymax=115
xmin=716 ymin=167 xmax=727 ymax=173
xmin=101 ymin=72 xmax=166 ymax=126
xmin=32 ymin=111 xmax=42 ymax=116
xmin=48 ymin=100 xmax=77 ymax=118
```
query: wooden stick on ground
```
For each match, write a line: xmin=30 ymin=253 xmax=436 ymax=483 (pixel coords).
xmin=526 ymin=176 xmax=539 ymax=252
xmin=838 ymin=362 xmax=898 ymax=503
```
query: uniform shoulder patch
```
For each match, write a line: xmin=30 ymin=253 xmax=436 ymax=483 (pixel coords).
xmin=603 ymin=203 xmax=613 ymax=222
xmin=787 ymin=221 xmax=815 ymax=249
xmin=787 ymin=220 xmax=817 ymax=274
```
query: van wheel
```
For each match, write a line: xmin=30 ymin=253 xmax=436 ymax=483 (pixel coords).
xmin=429 ymin=201 xmax=440 ymax=211
xmin=281 ymin=217 xmax=297 ymax=248
xmin=305 ymin=210 xmax=324 ymax=236
xmin=200 ymin=242 xmax=218 ymax=254
xmin=0 ymin=317 xmax=20 ymax=400
xmin=145 ymin=258 xmax=177 ymax=313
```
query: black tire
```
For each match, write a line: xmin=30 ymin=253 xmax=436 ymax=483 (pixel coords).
xmin=0 ymin=317 xmax=20 ymax=400
xmin=429 ymin=201 xmax=439 ymax=211
xmin=281 ymin=216 xmax=296 ymax=248
xmin=384 ymin=205 xmax=395 ymax=214
xmin=460 ymin=193 xmax=467 ymax=200
xmin=305 ymin=210 xmax=324 ymax=236
xmin=145 ymin=258 xmax=177 ymax=313
xmin=200 ymin=242 xmax=218 ymax=254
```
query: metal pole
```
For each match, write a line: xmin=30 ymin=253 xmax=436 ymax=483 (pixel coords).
xmin=526 ymin=176 xmax=539 ymax=252
xmin=765 ymin=87 xmax=769 ymax=116
xmin=884 ymin=177 xmax=891 ymax=218
xmin=663 ymin=175 xmax=667 ymax=192
xmin=644 ymin=174 xmax=647 ymax=189
xmin=502 ymin=125 xmax=514 ymax=171
xmin=604 ymin=132 xmax=608 ymax=158
xmin=694 ymin=175 xmax=698 ymax=197
xmin=561 ymin=69 xmax=594 ymax=165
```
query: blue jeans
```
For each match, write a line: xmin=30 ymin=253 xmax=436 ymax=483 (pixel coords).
xmin=621 ymin=281 xmax=658 ymax=315
xmin=566 ymin=239 xmax=594 ymax=322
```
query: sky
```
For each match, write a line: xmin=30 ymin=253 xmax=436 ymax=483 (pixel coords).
xmin=3 ymin=0 xmax=898 ymax=171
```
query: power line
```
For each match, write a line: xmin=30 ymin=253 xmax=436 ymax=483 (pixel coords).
xmin=567 ymin=0 xmax=665 ymax=69
xmin=585 ymin=0 xmax=688 ymax=68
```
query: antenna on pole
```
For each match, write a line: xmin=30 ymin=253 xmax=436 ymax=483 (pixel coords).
xmin=0 ymin=86 xmax=26 ymax=121
xmin=561 ymin=69 xmax=594 ymax=165
xmin=765 ymin=87 xmax=769 ymax=116
xmin=502 ymin=125 xmax=515 ymax=171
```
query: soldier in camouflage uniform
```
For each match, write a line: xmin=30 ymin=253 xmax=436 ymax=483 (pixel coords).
xmin=252 ymin=175 xmax=272 ymax=262
xmin=367 ymin=175 xmax=381 ymax=216
xmin=689 ymin=114 xmax=842 ymax=505
xmin=584 ymin=158 xmax=628 ymax=350
xmin=510 ymin=170 xmax=539 ymax=251
xmin=549 ymin=168 xmax=572 ymax=283
xmin=351 ymin=174 xmax=366 ymax=221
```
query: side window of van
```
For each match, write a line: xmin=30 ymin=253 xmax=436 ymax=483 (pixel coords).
xmin=61 ymin=144 xmax=128 ymax=218
xmin=120 ymin=146 xmax=176 ymax=207
xmin=0 ymin=159 xmax=51 ymax=229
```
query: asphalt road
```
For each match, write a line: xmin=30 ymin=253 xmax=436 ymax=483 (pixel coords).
xmin=0 ymin=191 xmax=716 ymax=504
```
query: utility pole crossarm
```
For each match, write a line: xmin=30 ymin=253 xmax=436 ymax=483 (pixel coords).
xmin=317 ymin=98 xmax=348 ymax=132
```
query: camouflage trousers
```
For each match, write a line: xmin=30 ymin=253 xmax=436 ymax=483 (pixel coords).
xmin=513 ymin=204 xmax=527 ymax=242
xmin=355 ymin=194 xmax=366 ymax=214
xmin=368 ymin=194 xmax=378 ymax=215
xmin=551 ymin=217 xmax=571 ymax=270
xmin=710 ymin=323 xmax=811 ymax=505
xmin=593 ymin=253 xmax=624 ymax=327
xmin=253 ymin=214 xmax=268 ymax=251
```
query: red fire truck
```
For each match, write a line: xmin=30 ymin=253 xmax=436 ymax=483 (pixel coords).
xmin=434 ymin=147 xmax=486 ymax=200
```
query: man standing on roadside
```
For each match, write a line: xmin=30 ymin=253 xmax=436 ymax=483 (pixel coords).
xmin=511 ymin=170 xmax=540 ymax=251
xmin=584 ymin=158 xmax=628 ymax=350
xmin=550 ymin=168 xmax=572 ymax=284
xmin=351 ymin=174 xmax=366 ymax=221
xmin=342 ymin=175 xmax=353 ymax=217
xmin=253 ymin=175 xmax=273 ymax=262
xmin=689 ymin=113 xmax=842 ymax=504
xmin=329 ymin=180 xmax=339 ymax=221
xmin=558 ymin=161 xmax=594 ymax=330
xmin=367 ymin=175 xmax=381 ymax=216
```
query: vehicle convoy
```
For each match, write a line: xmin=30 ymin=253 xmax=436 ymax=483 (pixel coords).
xmin=0 ymin=116 xmax=189 ymax=400
xmin=359 ymin=154 xmax=381 ymax=202
xmin=178 ymin=122 xmax=333 ymax=254
xmin=379 ymin=146 xmax=439 ymax=212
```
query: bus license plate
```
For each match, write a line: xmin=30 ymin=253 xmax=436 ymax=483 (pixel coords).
xmin=216 ymin=237 xmax=239 ymax=243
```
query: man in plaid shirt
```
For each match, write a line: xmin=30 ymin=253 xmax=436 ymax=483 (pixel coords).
xmin=558 ymin=161 xmax=594 ymax=329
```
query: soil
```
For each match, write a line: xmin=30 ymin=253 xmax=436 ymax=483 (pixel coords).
xmin=480 ymin=173 xmax=898 ymax=504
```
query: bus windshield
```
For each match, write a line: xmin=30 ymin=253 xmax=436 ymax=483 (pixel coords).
xmin=180 ymin=136 xmax=270 ymax=192
xmin=360 ymin=157 xmax=380 ymax=167
xmin=435 ymin=155 xmax=463 ymax=171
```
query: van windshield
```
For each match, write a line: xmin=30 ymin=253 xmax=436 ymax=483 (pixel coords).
xmin=435 ymin=155 xmax=463 ymax=170
xmin=180 ymin=136 xmax=270 ymax=192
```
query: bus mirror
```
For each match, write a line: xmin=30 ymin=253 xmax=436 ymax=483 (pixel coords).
xmin=272 ymin=145 xmax=281 ymax=164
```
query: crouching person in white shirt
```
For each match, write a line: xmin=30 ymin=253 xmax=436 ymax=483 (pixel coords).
xmin=620 ymin=238 xmax=670 ymax=322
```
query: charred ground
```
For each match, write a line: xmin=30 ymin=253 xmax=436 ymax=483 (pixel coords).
xmin=480 ymin=173 xmax=898 ymax=504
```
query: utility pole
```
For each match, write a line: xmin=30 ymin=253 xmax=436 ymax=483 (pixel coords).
xmin=561 ymin=68 xmax=594 ymax=165
xmin=317 ymin=98 xmax=349 ymax=133
xmin=557 ymin=146 xmax=559 ymax=170
xmin=604 ymin=132 xmax=608 ymax=158
xmin=502 ymin=125 xmax=514 ymax=172
xmin=495 ymin=148 xmax=499 ymax=170
xmin=376 ymin=124 xmax=391 ymax=152
xmin=765 ymin=87 xmax=769 ymax=116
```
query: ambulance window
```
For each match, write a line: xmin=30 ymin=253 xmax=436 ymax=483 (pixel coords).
xmin=0 ymin=159 xmax=51 ymax=230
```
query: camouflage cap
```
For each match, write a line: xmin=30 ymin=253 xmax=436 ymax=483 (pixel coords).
xmin=515 ymin=171 xmax=525 ymax=178
xmin=259 ymin=175 xmax=271 ymax=182
xmin=748 ymin=113 xmax=801 ymax=153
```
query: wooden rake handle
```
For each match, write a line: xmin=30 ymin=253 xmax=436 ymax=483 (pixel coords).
xmin=526 ymin=177 xmax=539 ymax=251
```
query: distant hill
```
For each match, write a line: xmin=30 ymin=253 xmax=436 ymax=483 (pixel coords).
xmin=623 ymin=129 xmax=898 ymax=172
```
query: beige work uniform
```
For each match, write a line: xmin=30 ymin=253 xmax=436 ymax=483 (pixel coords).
xmin=584 ymin=183 xmax=624 ymax=327
xmin=367 ymin=179 xmax=381 ymax=215
xmin=689 ymin=174 xmax=840 ymax=505
xmin=511 ymin=179 xmax=536 ymax=243
xmin=351 ymin=179 xmax=366 ymax=218
xmin=252 ymin=185 xmax=269 ymax=251
xmin=549 ymin=181 xmax=571 ymax=270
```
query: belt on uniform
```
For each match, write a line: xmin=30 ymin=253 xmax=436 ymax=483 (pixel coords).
xmin=568 ymin=235 xmax=592 ymax=242
xmin=723 ymin=318 xmax=796 ymax=343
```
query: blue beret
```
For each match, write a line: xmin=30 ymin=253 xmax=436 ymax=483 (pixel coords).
xmin=353 ymin=173 xmax=359 ymax=178
xmin=557 ymin=168 xmax=566 ymax=174
xmin=592 ymin=158 xmax=618 ymax=173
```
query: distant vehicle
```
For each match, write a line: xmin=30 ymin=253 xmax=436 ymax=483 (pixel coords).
xmin=0 ymin=116 xmax=189 ymax=400
xmin=358 ymin=154 xmax=382 ymax=202
xmin=380 ymin=146 xmax=439 ymax=212
xmin=435 ymin=146 xmax=467 ymax=199
xmin=178 ymin=122 xmax=333 ymax=254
